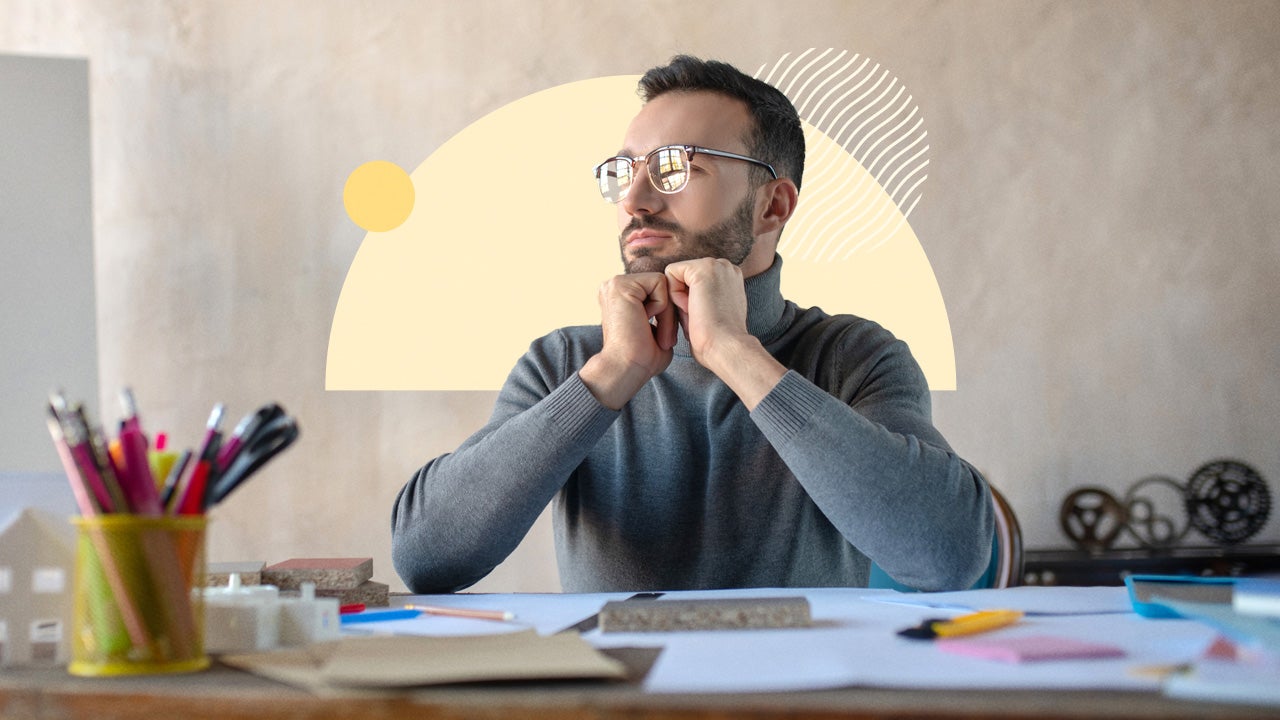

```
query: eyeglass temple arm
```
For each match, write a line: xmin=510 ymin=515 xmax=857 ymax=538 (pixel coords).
xmin=687 ymin=146 xmax=778 ymax=179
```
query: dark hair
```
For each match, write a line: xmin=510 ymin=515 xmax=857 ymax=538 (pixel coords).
xmin=638 ymin=55 xmax=805 ymax=193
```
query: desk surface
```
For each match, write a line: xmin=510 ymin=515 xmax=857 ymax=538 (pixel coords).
xmin=4 ymin=587 xmax=1278 ymax=719
xmin=1 ymin=662 xmax=1272 ymax=720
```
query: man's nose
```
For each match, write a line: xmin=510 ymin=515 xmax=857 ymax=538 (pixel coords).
xmin=619 ymin=162 xmax=664 ymax=217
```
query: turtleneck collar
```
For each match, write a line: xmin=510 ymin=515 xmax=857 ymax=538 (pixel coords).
xmin=673 ymin=254 xmax=788 ymax=356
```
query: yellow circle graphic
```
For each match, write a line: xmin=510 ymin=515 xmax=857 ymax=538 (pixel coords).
xmin=343 ymin=160 xmax=415 ymax=232
xmin=327 ymin=74 xmax=956 ymax=391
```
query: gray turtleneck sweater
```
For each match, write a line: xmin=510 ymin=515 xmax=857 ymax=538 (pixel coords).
xmin=392 ymin=256 xmax=993 ymax=594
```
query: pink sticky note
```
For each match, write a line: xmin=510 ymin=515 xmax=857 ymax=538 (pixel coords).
xmin=936 ymin=634 xmax=1126 ymax=663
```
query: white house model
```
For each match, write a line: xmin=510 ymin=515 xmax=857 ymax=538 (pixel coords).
xmin=0 ymin=507 xmax=74 ymax=667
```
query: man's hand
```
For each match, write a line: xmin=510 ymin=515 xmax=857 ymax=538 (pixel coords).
xmin=579 ymin=272 xmax=677 ymax=410
xmin=663 ymin=258 xmax=749 ymax=362
xmin=665 ymin=258 xmax=786 ymax=410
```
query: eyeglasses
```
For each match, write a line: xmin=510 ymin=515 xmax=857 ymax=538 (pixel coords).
xmin=593 ymin=144 xmax=777 ymax=203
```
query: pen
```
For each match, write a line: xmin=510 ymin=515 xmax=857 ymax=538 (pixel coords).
xmin=215 ymin=403 xmax=283 ymax=470
xmin=208 ymin=413 xmax=298 ymax=506
xmin=339 ymin=608 xmax=422 ymax=625
xmin=71 ymin=403 xmax=130 ymax=513
xmin=160 ymin=448 xmax=192 ymax=511
xmin=176 ymin=404 xmax=224 ymax=515
xmin=117 ymin=388 xmax=162 ymax=515
xmin=401 ymin=604 xmax=517 ymax=622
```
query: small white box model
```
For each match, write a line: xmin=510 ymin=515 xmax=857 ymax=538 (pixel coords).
xmin=278 ymin=583 xmax=340 ymax=646
xmin=203 ymin=577 xmax=339 ymax=653
xmin=203 ymin=575 xmax=280 ymax=653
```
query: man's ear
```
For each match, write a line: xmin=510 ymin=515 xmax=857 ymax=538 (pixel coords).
xmin=753 ymin=178 xmax=800 ymax=236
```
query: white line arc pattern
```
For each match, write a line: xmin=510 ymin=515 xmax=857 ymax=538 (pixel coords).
xmin=756 ymin=49 xmax=930 ymax=259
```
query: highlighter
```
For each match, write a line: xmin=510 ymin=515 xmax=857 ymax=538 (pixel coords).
xmin=148 ymin=432 xmax=179 ymax=493
xmin=898 ymin=609 xmax=1024 ymax=640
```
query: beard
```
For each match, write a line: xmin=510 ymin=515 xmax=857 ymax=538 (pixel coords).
xmin=619 ymin=194 xmax=756 ymax=274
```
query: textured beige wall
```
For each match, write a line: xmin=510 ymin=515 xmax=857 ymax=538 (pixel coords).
xmin=2 ymin=0 xmax=1277 ymax=592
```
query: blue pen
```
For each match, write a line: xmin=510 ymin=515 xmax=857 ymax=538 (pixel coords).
xmin=339 ymin=608 xmax=422 ymax=625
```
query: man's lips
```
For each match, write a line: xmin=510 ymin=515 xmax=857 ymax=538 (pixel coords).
xmin=625 ymin=230 xmax=672 ymax=248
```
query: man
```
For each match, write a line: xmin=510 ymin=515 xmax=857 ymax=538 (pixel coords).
xmin=392 ymin=55 xmax=993 ymax=593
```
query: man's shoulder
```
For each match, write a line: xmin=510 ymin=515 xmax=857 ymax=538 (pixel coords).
xmin=538 ymin=324 xmax=603 ymax=345
xmin=501 ymin=325 xmax=603 ymax=392
xmin=783 ymin=303 xmax=924 ymax=391
xmin=788 ymin=304 xmax=903 ymax=353
xmin=525 ymin=324 xmax=603 ymax=361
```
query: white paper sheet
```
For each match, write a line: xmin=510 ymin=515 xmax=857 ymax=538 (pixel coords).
xmin=867 ymin=585 xmax=1134 ymax=615
xmin=590 ymin=588 xmax=1215 ymax=694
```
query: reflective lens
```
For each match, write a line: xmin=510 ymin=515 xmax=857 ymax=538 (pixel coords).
xmin=649 ymin=146 xmax=689 ymax=193
xmin=595 ymin=157 xmax=634 ymax=203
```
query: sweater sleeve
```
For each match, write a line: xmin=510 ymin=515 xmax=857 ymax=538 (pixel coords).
xmin=390 ymin=331 xmax=617 ymax=593
xmin=750 ymin=333 xmax=994 ymax=591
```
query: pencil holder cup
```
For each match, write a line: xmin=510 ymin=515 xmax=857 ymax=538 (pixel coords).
xmin=68 ymin=515 xmax=209 ymax=676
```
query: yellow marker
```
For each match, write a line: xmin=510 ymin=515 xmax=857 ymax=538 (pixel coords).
xmin=149 ymin=450 xmax=178 ymax=492
xmin=931 ymin=609 xmax=1024 ymax=637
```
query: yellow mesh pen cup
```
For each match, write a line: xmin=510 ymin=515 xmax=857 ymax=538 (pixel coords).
xmin=69 ymin=515 xmax=209 ymax=676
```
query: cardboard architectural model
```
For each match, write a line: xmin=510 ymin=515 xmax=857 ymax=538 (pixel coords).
xmin=0 ymin=508 xmax=74 ymax=666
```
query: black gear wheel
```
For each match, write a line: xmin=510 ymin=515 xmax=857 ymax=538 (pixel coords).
xmin=1184 ymin=460 xmax=1271 ymax=545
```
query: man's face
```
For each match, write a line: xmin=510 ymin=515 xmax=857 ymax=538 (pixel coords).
xmin=615 ymin=92 xmax=762 ymax=275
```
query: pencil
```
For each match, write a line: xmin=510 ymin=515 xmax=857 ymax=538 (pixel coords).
xmin=45 ymin=402 xmax=100 ymax=516
xmin=401 ymin=604 xmax=516 ymax=622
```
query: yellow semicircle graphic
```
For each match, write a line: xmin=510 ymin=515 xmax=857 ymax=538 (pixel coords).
xmin=326 ymin=75 xmax=956 ymax=391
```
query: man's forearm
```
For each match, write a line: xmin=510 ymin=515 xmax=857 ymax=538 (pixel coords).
xmin=391 ymin=373 xmax=615 ymax=592
xmin=701 ymin=333 xmax=788 ymax=410
xmin=750 ymin=371 xmax=994 ymax=591
xmin=579 ymin=353 xmax=655 ymax=410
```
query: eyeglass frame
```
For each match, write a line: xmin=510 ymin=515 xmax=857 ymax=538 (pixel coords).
xmin=593 ymin=144 xmax=778 ymax=202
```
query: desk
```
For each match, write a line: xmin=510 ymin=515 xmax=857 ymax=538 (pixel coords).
xmin=0 ymin=663 xmax=1270 ymax=720
xmin=3 ymin=588 xmax=1276 ymax=719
